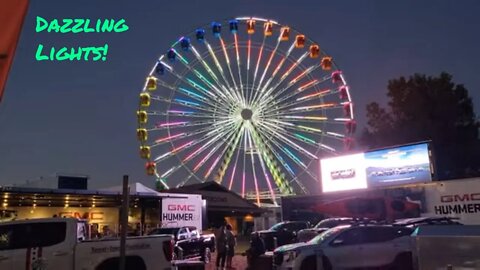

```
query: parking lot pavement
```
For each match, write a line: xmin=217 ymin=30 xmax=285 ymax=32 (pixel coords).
xmin=206 ymin=252 xmax=248 ymax=270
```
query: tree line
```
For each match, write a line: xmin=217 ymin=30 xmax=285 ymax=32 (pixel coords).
xmin=360 ymin=72 xmax=480 ymax=180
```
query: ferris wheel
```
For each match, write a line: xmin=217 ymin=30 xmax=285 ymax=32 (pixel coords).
xmin=136 ymin=17 xmax=355 ymax=204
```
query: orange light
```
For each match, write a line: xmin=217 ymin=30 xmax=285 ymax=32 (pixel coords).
xmin=247 ymin=19 xmax=255 ymax=34
xmin=264 ymin=22 xmax=273 ymax=36
xmin=321 ymin=56 xmax=333 ymax=71
xmin=295 ymin=35 xmax=305 ymax=48
xmin=309 ymin=44 xmax=320 ymax=58
xmin=280 ymin=27 xmax=290 ymax=41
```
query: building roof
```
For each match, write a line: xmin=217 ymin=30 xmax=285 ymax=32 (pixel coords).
xmin=165 ymin=181 xmax=264 ymax=214
xmin=0 ymin=183 xmax=193 ymax=208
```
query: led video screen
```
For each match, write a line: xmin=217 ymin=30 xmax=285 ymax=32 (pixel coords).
xmin=365 ymin=143 xmax=432 ymax=188
xmin=320 ymin=142 xmax=433 ymax=192
xmin=320 ymin=153 xmax=368 ymax=192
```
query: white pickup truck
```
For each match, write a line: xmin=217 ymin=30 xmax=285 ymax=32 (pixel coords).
xmin=0 ymin=218 xmax=174 ymax=270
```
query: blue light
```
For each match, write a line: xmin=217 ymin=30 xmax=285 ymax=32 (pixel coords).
xmin=229 ymin=19 xmax=238 ymax=33
xmin=195 ymin=28 xmax=205 ymax=42
xmin=180 ymin=37 xmax=190 ymax=52
xmin=211 ymin=22 xmax=221 ymax=38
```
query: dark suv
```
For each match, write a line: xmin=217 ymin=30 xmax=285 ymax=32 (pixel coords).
xmin=297 ymin=217 xmax=354 ymax=242
xmin=253 ymin=221 xmax=310 ymax=251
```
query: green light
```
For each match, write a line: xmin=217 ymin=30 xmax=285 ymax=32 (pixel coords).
xmin=294 ymin=133 xmax=316 ymax=144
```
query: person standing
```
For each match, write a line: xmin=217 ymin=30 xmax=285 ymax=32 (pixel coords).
xmin=226 ymin=224 xmax=236 ymax=269
xmin=215 ymin=221 xmax=228 ymax=269
xmin=246 ymin=232 xmax=266 ymax=268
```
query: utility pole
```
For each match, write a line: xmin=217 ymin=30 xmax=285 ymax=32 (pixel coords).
xmin=119 ymin=175 xmax=129 ymax=270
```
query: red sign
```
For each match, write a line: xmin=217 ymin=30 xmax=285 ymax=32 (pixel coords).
xmin=167 ymin=204 xmax=195 ymax=211
xmin=59 ymin=211 xmax=105 ymax=221
xmin=440 ymin=193 xmax=480 ymax=203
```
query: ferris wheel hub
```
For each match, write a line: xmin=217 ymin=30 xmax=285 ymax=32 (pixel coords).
xmin=240 ymin=108 xmax=253 ymax=121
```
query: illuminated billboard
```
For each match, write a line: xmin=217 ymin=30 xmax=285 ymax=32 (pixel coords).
xmin=321 ymin=153 xmax=368 ymax=192
xmin=320 ymin=142 xmax=433 ymax=192
xmin=365 ymin=143 xmax=432 ymax=187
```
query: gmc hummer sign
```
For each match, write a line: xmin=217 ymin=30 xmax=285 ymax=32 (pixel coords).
xmin=161 ymin=197 xmax=202 ymax=231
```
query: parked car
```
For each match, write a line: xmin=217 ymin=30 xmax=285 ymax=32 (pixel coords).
xmin=253 ymin=221 xmax=310 ymax=251
xmin=296 ymin=217 xmax=354 ymax=242
xmin=273 ymin=224 xmax=414 ymax=270
xmin=149 ymin=226 xmax=215 ymax=262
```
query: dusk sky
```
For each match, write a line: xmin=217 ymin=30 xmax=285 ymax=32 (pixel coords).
xmin=1 ymin=0 xmax=479 ymax=190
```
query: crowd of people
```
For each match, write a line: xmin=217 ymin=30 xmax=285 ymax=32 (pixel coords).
xmin=214 ymin=220 xmax=266 ymax=270
xmin=215 ymin=221 xmax=236 ymax=269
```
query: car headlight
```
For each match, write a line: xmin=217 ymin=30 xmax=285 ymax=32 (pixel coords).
xmin=283 ymin=250 xmax=299 ymax=262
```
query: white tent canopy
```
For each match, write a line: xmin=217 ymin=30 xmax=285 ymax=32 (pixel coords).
xmin=99 ymin=182 xmax=198 ymax=200
xmin=99 ymin=182 xmax=160 ymax=196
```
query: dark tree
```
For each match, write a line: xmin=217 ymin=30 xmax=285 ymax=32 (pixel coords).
xmin=360 ymin=72 xmax=480 ymax=180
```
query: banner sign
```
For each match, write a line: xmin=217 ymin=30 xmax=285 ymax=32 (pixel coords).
xmin=321 ymin=142 xmax=433 ymax=192
xmin=161 ymin=198 xmax=202 ymax=231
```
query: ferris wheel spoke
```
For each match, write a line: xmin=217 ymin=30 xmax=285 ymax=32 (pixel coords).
xmin=250 ymin=124 xmax=292 ymax=199
xmin=159 ymin=60 xmax=225 ymax=105
xmin=170 ymin=49 xmax=234 ymax=106
xmin=263 ymin=72 xmax=332 ymax=109
xmin=258 ymin=41 xmax=296 ymax=95
xmin=256 ymin=33 xmax=282 ymax=93
xmin=175 ymin=87 xmax=232 ymax=114
xmin=176 ymin=173 xmax=197 ymax=188
xmin=149 ymin=110 xmax=230 ymax=119
xmin=253 ymin=129 xmax=308 ymax=194
xmin=152 ymin=77 xmax=230 ymax=115
xmin=241 ymin=127 xmax=247 ymax=197
xmin=204 ymin=125 xmax=243 ymax=180
xmin=272 ymin=102 xmax=347 ymax=116
xmin=249 ymin=36 xmax=266 ymax=105
xmin=264 ymin=118 xmax=348 ymax=143
xmin=253 ymin=52 xmax=309 ymax=109
xmin=260 ymin=120 xmax=319 ymax=150
xmin=233 ymin=33 xmax=245 ymax=104
xmin=149 ymin=95 xmax=223 ymax=115
xmin=149 ymin=121 xmax=235 ymax=148
xmin=257 ymin=121 xmax=317 ymax=160
xmin=190 ymin=45 xmax=233 ymax=102
xmin=245 ymin=37 xmax=252 ymax=104
xmin=182 ymin=123 xmax=237 ymax=163
xmin=153 ymin=121 xmax=237 ymax=163
xmin=148 ymin=119 xmax=218 ymax=132
xmin=262 ymin=119 xmax=342 ymax=154
xmin=214 ymin=124 xmax=245 ymax=184
xmin=255 ymin=123 xmax=308 ymax=170
xmin=245 ymin=128 xmax=261 ymax=205
xmin=219 ymin=37 xmax=240 ymax=93
xmin=254 ymin=127 xmax=296 ymax=177
xmin=227 ymin=137 xmax=243 ymax=190
xmin=204 ymin=40 xmax=240 ymax=104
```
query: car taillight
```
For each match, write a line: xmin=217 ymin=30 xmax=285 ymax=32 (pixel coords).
xmin=163 ymin=239 xmax=174 ymax=261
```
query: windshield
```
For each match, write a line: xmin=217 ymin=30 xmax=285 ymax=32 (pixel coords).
xmin=269 ymin=222 xmax=285 ymax=231
xmin=308 ymin=226 xmax=347 ymax=244
xmin=314 ymin=218 xmax=351 ymax=229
